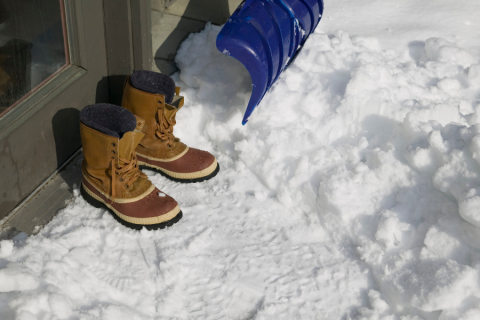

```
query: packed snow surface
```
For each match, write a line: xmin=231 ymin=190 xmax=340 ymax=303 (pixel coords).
xmin=2 ymin=1 xmax=480 ymax=319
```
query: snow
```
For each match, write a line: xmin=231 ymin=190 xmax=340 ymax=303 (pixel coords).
xmin=2 ymin=0 xmax=480 ymax=318
xmin=320 ymin=0 xmax=480 ymax=58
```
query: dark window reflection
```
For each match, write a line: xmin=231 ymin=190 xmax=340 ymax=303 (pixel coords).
xmin=0 ymin=0 xmax=68 ymax=118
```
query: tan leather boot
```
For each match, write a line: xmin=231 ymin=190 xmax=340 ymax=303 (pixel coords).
xmin=121 ymin=71 xmax=220 ymax=183
xmin=79 ymin=103 xmax=182 ymax=230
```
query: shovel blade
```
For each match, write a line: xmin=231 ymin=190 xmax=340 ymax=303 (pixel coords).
xmin=217 ymin=0 xmax=324 ymax=124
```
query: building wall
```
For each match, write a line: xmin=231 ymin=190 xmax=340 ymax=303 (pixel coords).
xmin=151 ymin=0 xmax=242 ymax=74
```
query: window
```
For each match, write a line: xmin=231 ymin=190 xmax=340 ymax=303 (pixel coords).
xmin=0 ymin=0 xmax=69 ymax=118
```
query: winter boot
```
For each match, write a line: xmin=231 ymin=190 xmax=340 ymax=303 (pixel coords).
xmin=121 ymin=70 xmax=219 ymax=183
xmin=79 ymin=103 xmax=182 ymax=230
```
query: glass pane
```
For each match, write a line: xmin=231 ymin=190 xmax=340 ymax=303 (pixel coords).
xmin=0 ymin=0 xmax=69 ymax=118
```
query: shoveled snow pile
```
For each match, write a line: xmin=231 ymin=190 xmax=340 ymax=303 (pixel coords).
xmin=2 ymin=5 xmax=480 ymax=320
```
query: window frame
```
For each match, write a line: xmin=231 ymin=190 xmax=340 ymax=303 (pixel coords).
xmin=0 ymin=0 xmax=87 ymax=141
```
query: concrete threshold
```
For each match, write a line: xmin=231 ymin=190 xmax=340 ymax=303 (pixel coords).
xmin=0 ymin=151 xmax=83 ymax=240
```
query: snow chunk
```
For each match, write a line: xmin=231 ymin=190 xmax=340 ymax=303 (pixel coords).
xmin=440 ymin=306 xmax=480 ymax=320
xmin=0 ymin=240 xmax=14 ymax=257
xmin=404 ymin=146 xmax=437 ymax=173
xmin=0 ymin=264 xmax=39 ymax=292
xmin=375 ymin=211 xmax=414 ymax=250
xmin=425 ymin=38 xmax=475 ymax=68
xmin=458 ymin=189 xmax=480 ymax=227
xmin=383 ymin=259 xmax=478 ymax=312
xmin=469 ymin=64 xmax=480 ymax=88
xmin=424 ymin=224 xmax=470 ymax=264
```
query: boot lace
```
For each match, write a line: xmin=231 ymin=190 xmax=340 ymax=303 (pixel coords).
xmin=110 ymin=154 xmax=146 ymax=202
xmin=155 ymin=106 xmax=176 ymax=148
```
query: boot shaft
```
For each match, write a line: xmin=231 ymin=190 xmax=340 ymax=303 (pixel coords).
xmin=80 ymin=118 xmax=146 ymax=171
xmin=122 ymin=76 xmax=187 ymax=160
xmin=121 ymin=78 xmax=160 ymax=140
xmin=80 ymin=104 xmax=150 ymax=198
xmin=80 ymin=123 xmax=118 ymax=174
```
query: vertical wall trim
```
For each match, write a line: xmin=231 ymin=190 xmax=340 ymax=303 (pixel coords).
xmin=103 ymin=0 xmax=152 ymax=104
xmin=103 ymin=0 xmax=134 ymax=105
xmin=131 ymin=0 xmax=153 ymax=71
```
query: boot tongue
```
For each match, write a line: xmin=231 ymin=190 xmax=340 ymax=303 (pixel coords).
xmin=118 ymin=117 xmax=145 ymax=160
xmin=163 ymin=95 xmax=184 ymax=121
xmin=164 ymin=104 xmax=185 ymax=123
xmin=118 ymin=131 xmax=144 ymax=160
xmin=164 ymin=104 xmax=179 ymax=122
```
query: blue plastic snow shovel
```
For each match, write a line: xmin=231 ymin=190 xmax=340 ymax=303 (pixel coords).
xmin=216 ymin=0 xmax=324 ymax=124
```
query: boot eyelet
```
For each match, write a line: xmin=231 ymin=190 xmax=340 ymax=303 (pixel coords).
xmin=111 ymin=143 xmax=116 ymax=147
xmin=119 ymin=178 xmax=123 ymax=182
xmin=111 ymin=156 xmax=115 ymax=159
xmin=126 ymin=185 xmax=130 ymax=189
xmin=111 ymin=150 xmax=115 ymax=154
xmin=158 ymin=101 xmax=162 ymax=104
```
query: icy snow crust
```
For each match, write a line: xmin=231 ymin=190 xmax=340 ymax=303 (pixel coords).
xmin=2 ymin=17 xmax=480 ymax=320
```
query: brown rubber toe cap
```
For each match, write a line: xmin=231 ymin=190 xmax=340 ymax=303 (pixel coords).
xmin=83 ymin=178 xmax=179 ymax=223
xmin=181 ymin=148 xmax=216 ymax=173
xmin=140 ymin=147 xmax=216 ymax=174
xmin=123 ymin=187 xmax=178 ymax=219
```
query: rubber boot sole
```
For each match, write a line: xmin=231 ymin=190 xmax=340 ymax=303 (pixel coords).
xmin=139 ymin=162 xmax=220 ymax=184
xmin=80 ymin=184 xmax=182 ymax=230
